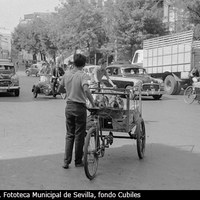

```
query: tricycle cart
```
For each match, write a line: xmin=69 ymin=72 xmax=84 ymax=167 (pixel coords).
xmin=32 ymin=75 xmax=66 ymax=99
xmin=84 ymin=86 xmax=146 ymax=180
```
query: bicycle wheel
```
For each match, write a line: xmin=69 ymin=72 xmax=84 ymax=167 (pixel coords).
xmin=84 ymin=127 xmax=99 ymax=180
xmin=184 ymin=86 xmax=196 ymax=104
xmin=136 ymin=119 xmax=146 ymax=159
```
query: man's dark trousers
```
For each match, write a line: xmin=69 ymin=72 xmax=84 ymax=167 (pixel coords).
xmin=64 ymin=101 xmax=86 ymax=165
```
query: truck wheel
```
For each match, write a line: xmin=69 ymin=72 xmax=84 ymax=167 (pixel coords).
xmin=174 ymin=81 xmax=182 ymax=95
xmin=164 ymin=75 xmax=177 ymax=95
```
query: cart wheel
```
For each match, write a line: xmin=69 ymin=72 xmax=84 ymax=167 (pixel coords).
xmin=184 ymin=86 xmax=196 ymax=104
xmin=136 ymin=119 xmax=146 ymax=159
xmin=84 ymin=127 xmax=99 ymax=180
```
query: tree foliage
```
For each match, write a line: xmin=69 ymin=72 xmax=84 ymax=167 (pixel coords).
xmin=182 ymin=0 xmax=200 ymax=40
xmin=11 ymin=0 xmax=172 ymax=63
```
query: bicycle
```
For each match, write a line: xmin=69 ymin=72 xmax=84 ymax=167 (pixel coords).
xmin=84 ymin=87 xmax=146 ymax=180
xmin=183 ymin=78 xmax=200 ymax=104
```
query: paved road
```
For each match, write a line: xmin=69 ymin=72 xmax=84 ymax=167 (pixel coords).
xmin=0 ymin=71 xmax=200 ymax=190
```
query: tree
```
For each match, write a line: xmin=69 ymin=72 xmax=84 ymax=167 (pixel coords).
xmin=12 ymin=14 xmax=59 ymax=62
xmin=103 ymin=0 xmax=168 ymax=61
xmin=12 ymin=22 xmax=40 ymax=61
xmin=12 ymin=0 xmax=169 ymax=63
xmin=183 ymin=0 xmax=200 ymax=39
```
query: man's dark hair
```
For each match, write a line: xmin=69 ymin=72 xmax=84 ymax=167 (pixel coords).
xmin=98 ymin=58 xmax=106 ymax=65
xmin=73 ymin=54 xmax=86 ymax=67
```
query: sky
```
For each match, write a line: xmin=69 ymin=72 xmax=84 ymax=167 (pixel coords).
xmin=0 ymin=0 xmax=61 ymax=32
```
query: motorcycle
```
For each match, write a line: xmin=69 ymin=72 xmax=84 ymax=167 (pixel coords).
xmin=32 ymin=75 xmax=66 ymax=99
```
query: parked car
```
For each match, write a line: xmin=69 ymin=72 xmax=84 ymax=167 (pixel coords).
xmin=25 ymin=64 xmax=40 ymax=76
xmin=0 ymin=59 xmax=20 ymax=96
xmin=25 ymin=61 xmax=47 ymax=76
xmin=102 ymin=63 xmax=164 ymax=100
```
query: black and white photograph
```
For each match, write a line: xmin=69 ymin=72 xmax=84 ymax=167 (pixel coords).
xmin=0 ymin=0 xmax=200 ymax=193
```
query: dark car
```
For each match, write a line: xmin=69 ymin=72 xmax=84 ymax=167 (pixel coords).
xmin=0 ymin=59 xmax=20 ymax=96
xmin=25 ymin=64 xmax=40 ymax=76
xmin=102 ymin=63 xmax=164 ymax=100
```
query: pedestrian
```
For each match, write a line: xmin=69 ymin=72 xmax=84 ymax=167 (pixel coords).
xmin=37 ymin=63 xmax=52 ymax=87
xmin=90 ymin=57 xmax=116 ymax=91
xmin=25 ymin=61 xmax=29 ymax=70
xmin=59 ymin=53 xmax=95 ymax=169
xmin=39 ymin=62 xmax=51 ymax=76
xmin=190 ymin=67 xmax=200 ymax=78
xmin=15 ymin=61 xmax=19 ymax=71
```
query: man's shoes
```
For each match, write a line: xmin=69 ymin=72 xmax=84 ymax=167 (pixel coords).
xmin=75 ymin=162 xmax=84 ymax=167
xmin=62 ymin=164 xmax=69 ymax=169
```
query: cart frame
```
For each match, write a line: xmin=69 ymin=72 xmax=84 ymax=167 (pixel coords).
xmin=84 ymin=86 xmax=146 ymax=180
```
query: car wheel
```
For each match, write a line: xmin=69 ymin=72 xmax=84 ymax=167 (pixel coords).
xmin=32 ymin=86 xmax=38 ymax=98
xmin=25 ymin=70 xmax=30 ymax=76
xmin=14 ymin=89 xmax=20 ymax=97
xmin=152 ymin=95 xmax=162 ymax=100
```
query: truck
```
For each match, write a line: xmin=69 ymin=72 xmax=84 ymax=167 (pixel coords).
xmin=131 ymin=30 xmax=200 ymax=95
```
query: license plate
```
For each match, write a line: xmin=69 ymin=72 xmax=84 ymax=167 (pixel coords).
xmin=0 ymin=89 xmax=7 ymax=93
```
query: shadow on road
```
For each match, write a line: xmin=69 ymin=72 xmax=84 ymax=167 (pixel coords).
xmin=0 ymin=143 xmax=200 ymax=190
xmin=0 ymin=92 xmax=63 ymax=103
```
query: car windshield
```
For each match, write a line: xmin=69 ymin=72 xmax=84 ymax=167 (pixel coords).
xmin=0 ymin=65 xmax=15 ymax=74
xmin=122 ymin=67 xmax=146 ymax=75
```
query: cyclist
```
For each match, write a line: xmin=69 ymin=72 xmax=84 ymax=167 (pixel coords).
xmin=189 ymin=67 xmax=200 ymax=88
xmin=51 ymin=64 xmax=65 ymax=95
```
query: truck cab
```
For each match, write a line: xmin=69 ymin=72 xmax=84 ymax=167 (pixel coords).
xmin=131 ymin=50 xmax=143 ymax=64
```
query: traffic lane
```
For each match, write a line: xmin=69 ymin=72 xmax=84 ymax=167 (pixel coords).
xmin=142 ymin=94 xmax=200 ymax=153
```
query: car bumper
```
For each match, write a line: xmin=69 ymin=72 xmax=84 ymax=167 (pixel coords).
xmin=135 ymin=89 xmax=165 ymax=96
xmin=0 ymin=86 xmax=20 ymax=93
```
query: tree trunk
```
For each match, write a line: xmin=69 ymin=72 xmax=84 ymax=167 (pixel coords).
xmin=33 ymin=54 xmax=37 ymax=62
xmin=95 ymin=53 xmax=97 ymax=65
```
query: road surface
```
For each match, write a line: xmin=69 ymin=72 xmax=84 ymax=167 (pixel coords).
xmin=0 ymin=71 xmax=200 ymax=190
